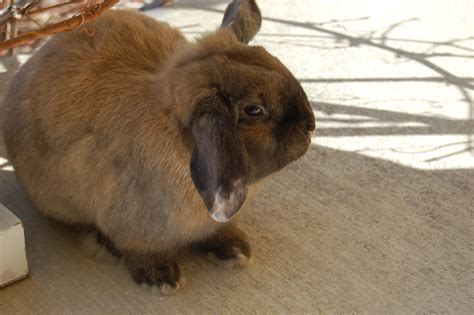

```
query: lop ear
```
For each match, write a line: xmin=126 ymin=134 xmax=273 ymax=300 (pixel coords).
xmin=190 ymin=96 xmax=249 ymax=222
xmin=221 ymin=0 xmax=262 ymax=44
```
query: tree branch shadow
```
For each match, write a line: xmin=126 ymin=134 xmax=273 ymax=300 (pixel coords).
xmin=313 ymin=101 xmax=474 ymax=136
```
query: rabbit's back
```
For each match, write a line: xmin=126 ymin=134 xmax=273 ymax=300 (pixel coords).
xmin=66 ymin=9 xmax=187 ymax=72
xmin=2 ymin=10 xmax=189 ymax=225
xmin=5 ymin=9 xmax=187 ymax=148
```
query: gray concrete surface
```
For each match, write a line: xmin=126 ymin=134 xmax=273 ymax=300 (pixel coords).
xmin=0 ymin=0 xmax=473 ymax=313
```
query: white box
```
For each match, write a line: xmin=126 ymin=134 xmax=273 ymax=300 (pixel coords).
xmin=0 ymin=203 xmax=28 ymax=287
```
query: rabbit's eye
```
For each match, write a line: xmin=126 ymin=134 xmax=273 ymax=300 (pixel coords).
xmin=244 ymin=105 xmax=265 ymax=117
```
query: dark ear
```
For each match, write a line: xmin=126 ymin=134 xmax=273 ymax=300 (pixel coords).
xmin=190 ymin=96 xmax=249 ymax=222
xmin=221 ymin=0 xmax=262 ymax=44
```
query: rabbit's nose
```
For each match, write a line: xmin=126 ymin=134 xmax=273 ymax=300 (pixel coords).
xmin=306 ymin=121 xmax=315 ymax=132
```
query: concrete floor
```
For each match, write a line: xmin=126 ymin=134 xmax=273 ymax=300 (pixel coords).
xmin=0 ymin=0 xmax=473 ymax=313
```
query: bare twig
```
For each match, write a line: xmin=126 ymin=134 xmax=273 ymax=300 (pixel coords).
xmin=27 ymin=0 xmax=84 ymax=16
xmin=0 ymin=0 xmax=118 ymax=51
xmin=6 ymin=12 xmax=17 ymax=54
xmin=23 ymin=12 xmax=42 ymax=27
xmin=0 ymin=0 xmax=38 ymax=25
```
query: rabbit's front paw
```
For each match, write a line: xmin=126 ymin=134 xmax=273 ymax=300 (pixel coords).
xmin=125 ymin=252 xmax=184 ymax=295
xmin=199 ymin=225 xmax=252 ymax=268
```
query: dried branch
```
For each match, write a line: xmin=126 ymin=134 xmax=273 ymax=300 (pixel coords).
xmin=0 ymin=0 xmax=39 ymax=25
xmin=27 ymin=0 xmax=83 ymax=16
xmin=0 ymin=0 xmax=118 ymax=52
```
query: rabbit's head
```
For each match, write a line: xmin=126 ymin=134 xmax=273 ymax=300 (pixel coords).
xmin=167 ymin=0 xmax=315 ymax=222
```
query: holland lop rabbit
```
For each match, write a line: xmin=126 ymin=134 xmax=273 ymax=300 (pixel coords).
xmin=2 ymin=0 xmax=315 ymax=293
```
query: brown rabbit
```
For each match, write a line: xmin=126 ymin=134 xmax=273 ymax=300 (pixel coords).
xmin=2 ymin=0 xmax=315 ymax=293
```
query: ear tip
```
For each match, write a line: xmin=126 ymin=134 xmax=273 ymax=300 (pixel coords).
xmin=210 ymin=210 xmax=231 ymax=223
xmin=208 ymin=179 xmax=248 ymax=222
xmin=222 ymin=1 xmax=238 ymax=27
xmin=221 ymin=0 xmax=262 ymax=43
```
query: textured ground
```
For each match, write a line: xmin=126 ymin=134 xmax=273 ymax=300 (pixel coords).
xmin=0 ymin=0 xmax=473 ymax=313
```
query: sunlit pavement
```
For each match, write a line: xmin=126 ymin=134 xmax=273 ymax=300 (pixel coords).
xmin=139 ymin=0 xmax=473 ymax=170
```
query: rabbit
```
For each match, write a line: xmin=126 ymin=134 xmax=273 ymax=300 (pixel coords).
xmin=2 ymin=0 xmax=315 ymax=294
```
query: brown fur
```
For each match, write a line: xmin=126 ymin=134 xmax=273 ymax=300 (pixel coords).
xmin=2 ymin=0 xmax=314 ymax=291
xmin=195 ymin=224 xmax=251 ymax=260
